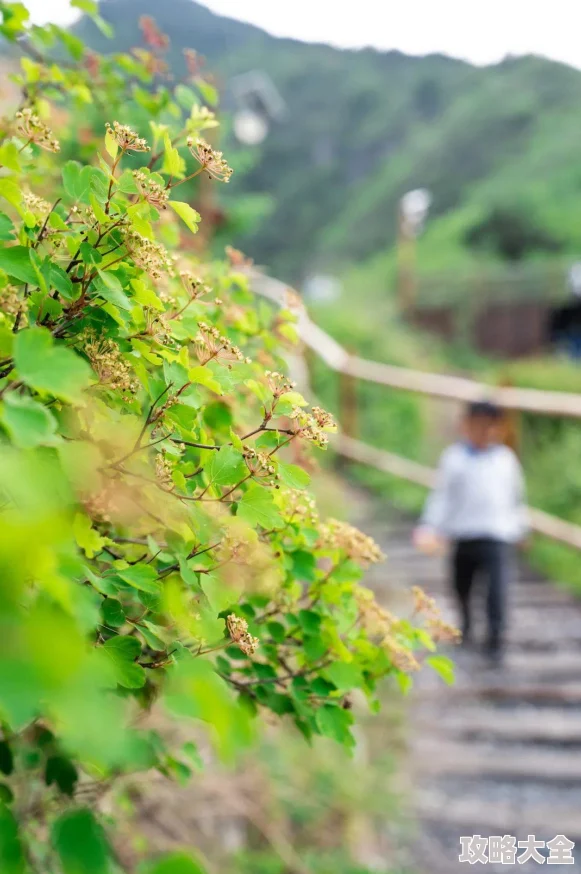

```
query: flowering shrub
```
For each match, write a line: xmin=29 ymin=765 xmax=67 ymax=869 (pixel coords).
xmin=0 ymin=2 xmax=454 ymax=870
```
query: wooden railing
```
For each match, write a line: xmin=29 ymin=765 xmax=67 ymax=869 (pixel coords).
xmin=247 ymin=270 xmax=581 ymax=551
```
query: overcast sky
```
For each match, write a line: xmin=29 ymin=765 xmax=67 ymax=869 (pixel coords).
xmin=26 ymin=0 xmax=581 ymax=69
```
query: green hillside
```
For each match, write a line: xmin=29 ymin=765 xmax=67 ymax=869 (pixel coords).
xmin=76 ymin=0 xmax=581 ymax=284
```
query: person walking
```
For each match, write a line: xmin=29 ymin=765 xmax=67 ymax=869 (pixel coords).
xmin=414 ymin=401 xmax=528 ymax=665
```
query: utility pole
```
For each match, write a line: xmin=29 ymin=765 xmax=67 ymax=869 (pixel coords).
xmin=396 ymin=205 xmax=416 ymax=315
xmin=396 ymin=189 xmax=431 ymax=317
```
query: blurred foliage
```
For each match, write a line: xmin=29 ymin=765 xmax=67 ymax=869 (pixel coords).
xmin=70 ymin=0 xmax=581 ymax=284
xmin=0 ymin=2 xmax=450 ymax=870
xmin=464 ymin=207 xmax=563 ymax=262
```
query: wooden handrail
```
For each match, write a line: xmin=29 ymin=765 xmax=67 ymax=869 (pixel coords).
xmin=337 ymin=436 xmax=581 ymax=551
xmin=247 ymin=269 xmax=581 ymax=551
xmin=248 ymin=269 xmax=581 ymax=419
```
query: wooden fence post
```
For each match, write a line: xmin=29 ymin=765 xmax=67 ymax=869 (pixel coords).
xmin=499 ymin=377 xmax=521 ymax=457
xmin=336 ymin=355 xmax=358 ymax=470
xmin=339 ymin=360 xmax=358 ymax=441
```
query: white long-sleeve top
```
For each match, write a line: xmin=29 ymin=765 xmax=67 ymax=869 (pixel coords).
xmin=421 ymin=442 xmax=528 ymax=542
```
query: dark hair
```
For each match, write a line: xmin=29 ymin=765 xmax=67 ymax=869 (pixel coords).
xmin=465 ymin=400 xmax=502 ymax=420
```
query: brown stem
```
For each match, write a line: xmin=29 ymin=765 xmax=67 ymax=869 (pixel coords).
xmin=168 ymin=165 xmax=204 ymax=188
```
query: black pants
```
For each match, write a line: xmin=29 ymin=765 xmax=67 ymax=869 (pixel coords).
xmin=452 ymin=539 xmax=511 ymax=648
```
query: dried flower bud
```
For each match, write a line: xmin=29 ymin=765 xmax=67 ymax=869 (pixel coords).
xmin=266 ymin=371 xmax=296 ymax=397
xmin=186 ymin=137 xmax=233 ymax=182
xmin=317 ymin=519 xmax=384 ymax=566
xmin=133 ymin=170 xmax=169 ymax=210
xmin=225 ymin=245 xmax=253 ymax=269
xmin=83 ymin=331 xmax=139 ymax=398
xmin=125 ymin=231 xmax=174 ymax=280
xmin=15 ymin=108 xmax=60 ymax=152
xmin=155 ymin=453 xmax=173 ymax=488
xmin=226 ymin=613 xmax=259 ymax=656
xmin=106 ymin=121 xmax=150 ymax=153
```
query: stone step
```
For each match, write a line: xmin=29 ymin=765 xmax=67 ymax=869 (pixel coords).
xmin=416 ymin=681 xmax=581 ymax=706
xmin=413 ymin=737 xmax=581 ymax=782
xmin=417 ymin=583 xmax=574 ymax=606
xmin=415 ymin=790 xmax=581 ymax=839
xmin=502 ymin=650 xmax=581 ymax=681
xmin=415 ymin=706 xmax=581 ymax=745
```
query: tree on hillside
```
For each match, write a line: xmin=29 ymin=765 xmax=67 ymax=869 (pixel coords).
xmin=464 ymin=207 xmax=563 ymax=262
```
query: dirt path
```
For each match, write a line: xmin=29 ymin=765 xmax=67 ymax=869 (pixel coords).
xmin=348 ymin=490 xmax=581 ymax=873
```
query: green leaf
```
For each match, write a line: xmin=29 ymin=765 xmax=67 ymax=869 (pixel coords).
xmin=14 ymin=327 xmax=92 ymax=402
xmin=266 ymin=621 xmax=286 ymax=643
xmin=94 ymin=271 xmax=132 ymax=310
xmin=104 ymin=126 xmax=118 ymax=160
xmin=0 ymin=743 xmax=13 ymax=777
xmin=138 ymin=621 xmax=166 ymax=651
xmin=170 ymin=201 xmax=201 ymax=235
xmin=237 ymin=486 xmax=284 ymax=529
xmin=45 ymin=755 xmax=78 ymax=796
xmin=162 ymin=132 xmax=182 ymax=177
xmin=0 ymin=786 xmax=13 ymax=806
xmin=188 ymin=365 xmax=222 ymax=395
xmin=1 ymin=392 xmax=58 ymax=449
xmin=103 ymin=636 xmax=145 ymax=689
xmin=396 ymin=673 xmax=413 ymax=695
xmin=48 ymin=262 xmax=75 ymax=300
xmin=276 ymin=391 xmax=308 ymax=416
xmin=207 ymin=447 xmax=246 ymax=486
xmin=290 ymin=550 xmax=316 ymax=582
xmin=90 ymin=193 xmax=109 ymax=224
xmin=57 ymin=29 xmax=85 ymax=60
xmin=0 ymin=804 xmax=25 ymax=874
xmin=101 ymin=598 xmax=125 ymax=628
xmin=89 ymin=168 xmax=109 ymax=203
xmin=117 ymin=564 xmax=161 ymax=594
xmin=325 ymin=661 xmax=363 ymax=692
xmin=426 ymin=654 xmax=455 ymax=685
xmin=62 ymin=161 xmax=92 ymax=203
xmin=229 ymin=428 xmax=243 ymax=451
xmin=278 ymin=462 xmax=310 ymax=490
xmin=195 ymin=78 xmax=219 ymax=107
xmin=174 ymin=85 xmax=197 ymax=111
xmin=245 ymin=378 xmax=270 ymax=404
xmin=127 ymin=202 xmax=153 ymax=238
xmin=0 ymin=246 xmax=37 ymax=285
xmin=79 ymin=241 xmax=102 ymax=265
xmin=146 ymin=851 xmax=206 ymax=874
xmin=131 ymin=278 xmax=164 ymax=311
xmin=315 ymin=704 xmax=355 ymax=746
xmin=0 ymin=143 xmax=20 ymax=173
xmin=71 ymin=0 xmax=98 ymax=12
xmin=0 ymin=213 xmax=15 ymax=241
xmin=164 ymin=657 xmax=253 ymax=760
xmin=52 ymin=808 xmax=111 ymax=874
xmin=201 ymin=573 xmax=236 ymax=614
xmin=0 ymin=179 xmax=23 ymax=213
xmin=73 ymin=513 xmax=105 ymax=559
xmin=298 ymin=609 xmax=321 ymax=634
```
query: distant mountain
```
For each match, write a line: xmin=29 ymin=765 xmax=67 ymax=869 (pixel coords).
xmin=76 ymin=0 xmax=581 ymax=284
